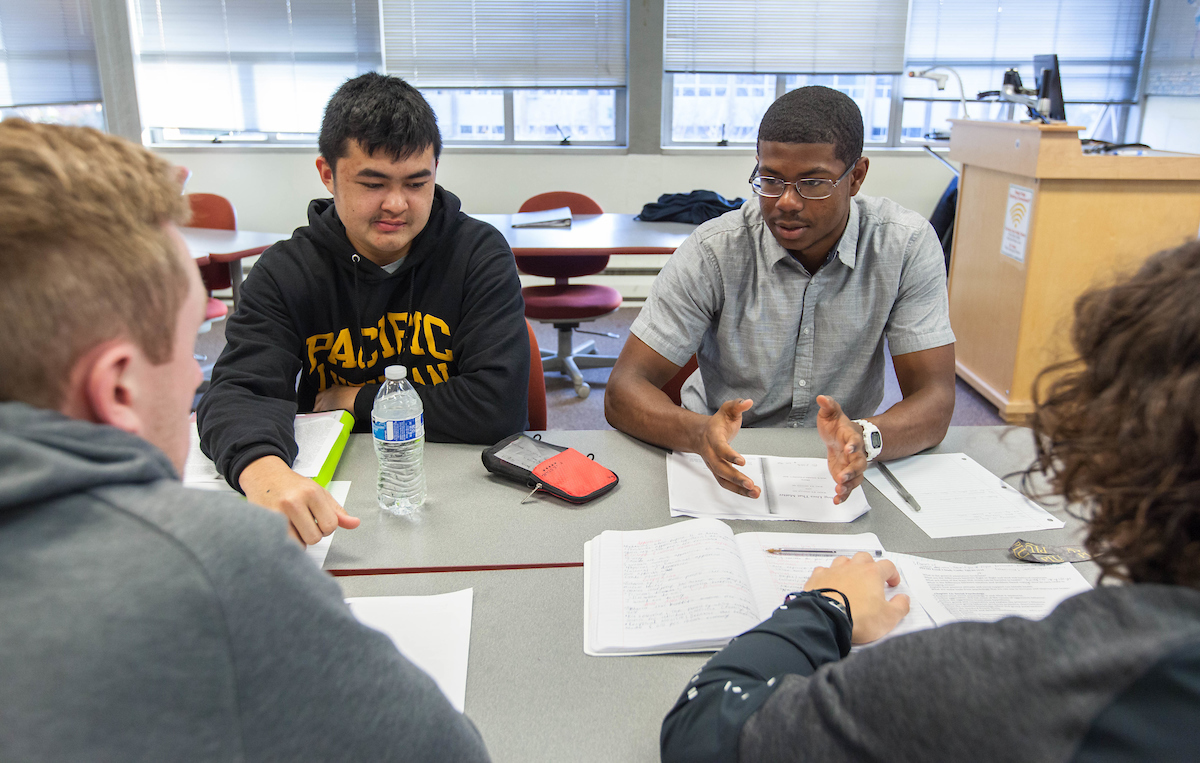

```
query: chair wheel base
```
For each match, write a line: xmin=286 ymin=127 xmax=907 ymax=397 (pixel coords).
xmin=574 ymin=383 xmax=591 ymax=399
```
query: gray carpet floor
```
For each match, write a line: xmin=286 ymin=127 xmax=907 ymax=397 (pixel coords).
xmin=196 ymin=306 xmax=1005 ymax=430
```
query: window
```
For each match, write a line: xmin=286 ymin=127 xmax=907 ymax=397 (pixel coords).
xmin=383 ymin=0 xmax=626 ymax=146
xmin=0 ymin=0 xmax=104 ymax=128
xmin=901 ymin=0 xmax=1151 ymax=143
xmin=663 ymin=0 xmax=910 ymax=146
xmin=133 ymin=0 xmax=380 ymax=143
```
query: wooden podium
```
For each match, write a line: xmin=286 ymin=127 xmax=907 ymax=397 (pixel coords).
xmin=946 ymin=120 xmax=1200 ymax=423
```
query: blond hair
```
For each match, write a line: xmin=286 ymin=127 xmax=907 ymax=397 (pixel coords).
xmin=0 ymin=119 xmax=191 ymax=408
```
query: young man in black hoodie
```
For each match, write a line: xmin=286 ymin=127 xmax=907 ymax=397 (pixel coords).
xmin=198 ymin=73 xmax=530 ymax=544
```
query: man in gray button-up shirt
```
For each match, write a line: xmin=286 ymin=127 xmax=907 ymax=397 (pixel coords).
xmin=606 ymin=86 xmax=956 ymax=500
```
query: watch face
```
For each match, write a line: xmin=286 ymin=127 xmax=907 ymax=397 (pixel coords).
xmin=870 ymin=431 xmax=882 ymax=449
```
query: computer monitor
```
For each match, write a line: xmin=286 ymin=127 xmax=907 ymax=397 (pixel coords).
xmin=1033 ymin=54 xmax=1067 ymax=121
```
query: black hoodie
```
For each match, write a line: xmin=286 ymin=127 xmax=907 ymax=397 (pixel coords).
xmin=197 ymin=186 xmax=529 ymax=489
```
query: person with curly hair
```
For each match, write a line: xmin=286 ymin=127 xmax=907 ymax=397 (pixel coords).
xmin=660 ymin=239 xmax=1200 ymax=762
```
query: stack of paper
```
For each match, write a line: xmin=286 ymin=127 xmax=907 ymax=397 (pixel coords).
xmin=667 ymin=451 xmax=870 ymax=523
xmin=510 ymin=207 xmax=572 ymax=228
xmin=864 ymin=453 xmax=1065 ymax=538
xmin=184 ymin=410 xmax=353 ymax=490
xmin=583 ymin=519 xmax=1091 ymax=657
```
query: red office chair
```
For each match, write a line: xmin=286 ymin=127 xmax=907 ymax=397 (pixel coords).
xmin=187 ymin=192 xmax=237 ymax=300
xmin=526 ymin=320 xmax=547 ymax=431
xmin=662 ymin=355 xmax=700 ymax=407
xmin=517 ymin=192 xmax=622 ymax=399
xmin=187 ymin=193 xmax=236 ymax=381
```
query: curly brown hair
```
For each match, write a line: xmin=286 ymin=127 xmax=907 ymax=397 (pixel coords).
xmin=1028 ymin=239 xmax=1200 ymax=587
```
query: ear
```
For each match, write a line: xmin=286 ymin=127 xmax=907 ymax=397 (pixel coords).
xmin=848 ymin=157 xmax=869 ymax=197
xmin=316 ymin=156 xmax=336 ymax=195
xmin=66 ymin=341 xmax=147 ymax=437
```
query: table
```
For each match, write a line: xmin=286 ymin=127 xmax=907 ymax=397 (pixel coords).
xmin=324 ymin=426 xmax=1085 ymax=573
xmin=467 ymin=213 xmax=695 ymax=256
xmin=180 ymin=226 xmax=290 ymax=305
xmin=338 ymin=554 xmax=1096 ymax=762
xmin=328 ymin=427 xmax=1094 ymax=762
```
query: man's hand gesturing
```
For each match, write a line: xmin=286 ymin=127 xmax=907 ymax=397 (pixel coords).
xmin=816 ymin=395 xmax=868 ymax=505
xmin=697 ymin=398 xmax=760 ymax=498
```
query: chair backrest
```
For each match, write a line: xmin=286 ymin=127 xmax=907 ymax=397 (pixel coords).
xmin=662 ymin=355 xmax=699 ymax=407
xmin=526 ymin=320 xmax=547 ymax=430
xmin=516 ymin=192 xmax=609 ymax=281
xmin=186 ymin=193 xmax=238 ymax=291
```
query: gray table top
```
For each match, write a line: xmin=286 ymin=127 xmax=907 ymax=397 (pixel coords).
xmin=339 ymin=538 xmax=1096 ymax=763
xmin=326 ymin=426 xmax=1087 ymax=571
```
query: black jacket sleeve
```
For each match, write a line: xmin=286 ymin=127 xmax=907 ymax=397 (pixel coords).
xmin=660 ymin=592 xmax=851 ymax=763
xmin=387 ymin=231 xmax=529 ymax=445
xmin=196 ymin=262 xmax=303 ymax=490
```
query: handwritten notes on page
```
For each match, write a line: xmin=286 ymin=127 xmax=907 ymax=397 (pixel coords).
xmin=667 ymin=452 xmax=870 ymax=522
xmin=587 ymin=520 xmax=760 ymax=655
xmin=345 ymin=588 xmax=473 ymax=713
xmin=891 ymin=554 xmax=1091 ymax=626
xmin=864 ymin=453 xmax=1064 ymax=539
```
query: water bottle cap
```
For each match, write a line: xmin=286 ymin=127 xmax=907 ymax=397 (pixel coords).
xmin=385 ymin=365 xmax=407 ymax=381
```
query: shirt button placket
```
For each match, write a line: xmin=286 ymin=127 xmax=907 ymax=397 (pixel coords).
xmin=792 ymin=281 xmax=818 ymax=426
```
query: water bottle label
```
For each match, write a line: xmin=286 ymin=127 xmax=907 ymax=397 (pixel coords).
xmin=372 ymin=414 xmax=424 ymax=443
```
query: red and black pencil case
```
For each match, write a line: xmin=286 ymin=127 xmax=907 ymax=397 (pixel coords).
xmin=481 ymin=433 xmax=618 ymax=504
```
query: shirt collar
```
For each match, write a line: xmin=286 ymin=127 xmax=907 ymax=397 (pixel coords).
xmin=834 ymin=198 xmax=861 ymax=270
xmin=756 ymin=197 xmax=861 ymax=271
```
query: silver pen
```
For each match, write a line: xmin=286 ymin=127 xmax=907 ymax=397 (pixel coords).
xmin=875 ymin=462 xmax=923 ymax=512
xmin=766 ymin=547 xmax=884 ymax=558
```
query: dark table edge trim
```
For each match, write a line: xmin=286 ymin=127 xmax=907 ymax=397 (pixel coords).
xmin=328 ymin=561 xmax=585 ymax=577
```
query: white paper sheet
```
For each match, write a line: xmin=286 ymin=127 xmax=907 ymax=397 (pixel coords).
xmin=864 ymin=453 xmax=1064 ymax=539
xmin=668 ymin=451 xmax=870 ymax=522
xmin=184 ymin=411 xmax=346 ymax=488
xmin=345 ymin=589 xmax=474 ymax=713
xmin=891 ymin=553 xmax=1091 ymax=626
xmin=733 ymin=531 xmax=936 ymax=644
xmin=305 ymin=481 xmax=350 ymax=569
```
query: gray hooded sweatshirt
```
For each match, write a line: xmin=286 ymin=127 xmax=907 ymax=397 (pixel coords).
xmin=0 ymin=402 xmax=491 ymax=762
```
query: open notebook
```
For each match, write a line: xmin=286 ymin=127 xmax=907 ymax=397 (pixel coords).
xmin=584 ymin=519 xmax=1091 ymax=656
xmin=184 ymin=410 xmax=353 ymax=490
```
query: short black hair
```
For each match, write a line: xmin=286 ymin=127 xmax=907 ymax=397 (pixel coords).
xmin=318 ymin=72 xmax=442 ymax=170
xmin=757 ymin=86 xmax=863 ymax=170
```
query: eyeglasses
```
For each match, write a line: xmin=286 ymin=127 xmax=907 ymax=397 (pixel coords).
xmin=749 ymin=158 xmax=860 ymax=200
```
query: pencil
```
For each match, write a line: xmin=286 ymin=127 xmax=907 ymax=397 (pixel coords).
xmin=765 ymin=547 xmax=884 ymax=558
xmin=876 ymin=462 xmax=923 ymax=512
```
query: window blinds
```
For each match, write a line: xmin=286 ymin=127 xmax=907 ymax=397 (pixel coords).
xmin=0 ymin=0 xmax=101 ymax=108
xmin=1145 ymin=0 xmax=1200 ymax=96
xmin=904 ymin=0 xmax=1150 ymax=103
xmin=381 ymin=0 xmax=627 ymax=88
xmin=131 ymin=0 xmax=379 ymax=131
xmin=663 ymin=0 xmax=910 ymax=75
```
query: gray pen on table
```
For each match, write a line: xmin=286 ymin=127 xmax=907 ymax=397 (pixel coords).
xmin=876 ymin=462 xmax=923 ymax=512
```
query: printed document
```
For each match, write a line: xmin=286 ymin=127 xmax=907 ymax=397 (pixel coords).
xmin=668 ymin=451 xmax=870 ymax=522
xmin=346 ymin=588 xmax=474 ymax=713
xmin=864 ymin=453 xmax=1064 ymax=538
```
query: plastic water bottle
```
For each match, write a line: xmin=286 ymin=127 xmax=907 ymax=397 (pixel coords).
xmin=372 ymin=365 xmax=426 ymax=516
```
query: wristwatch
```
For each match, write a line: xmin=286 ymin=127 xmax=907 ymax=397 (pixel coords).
xmin=853 ymin=419 xmax=882 ymax=462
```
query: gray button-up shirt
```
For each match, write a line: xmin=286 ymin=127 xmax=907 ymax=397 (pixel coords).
xmin=630 ymin=194 xmax=955 ymax=427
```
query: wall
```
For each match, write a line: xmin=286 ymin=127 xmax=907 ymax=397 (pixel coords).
xmin=158 ymin=147 xmax=959 ymax=234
